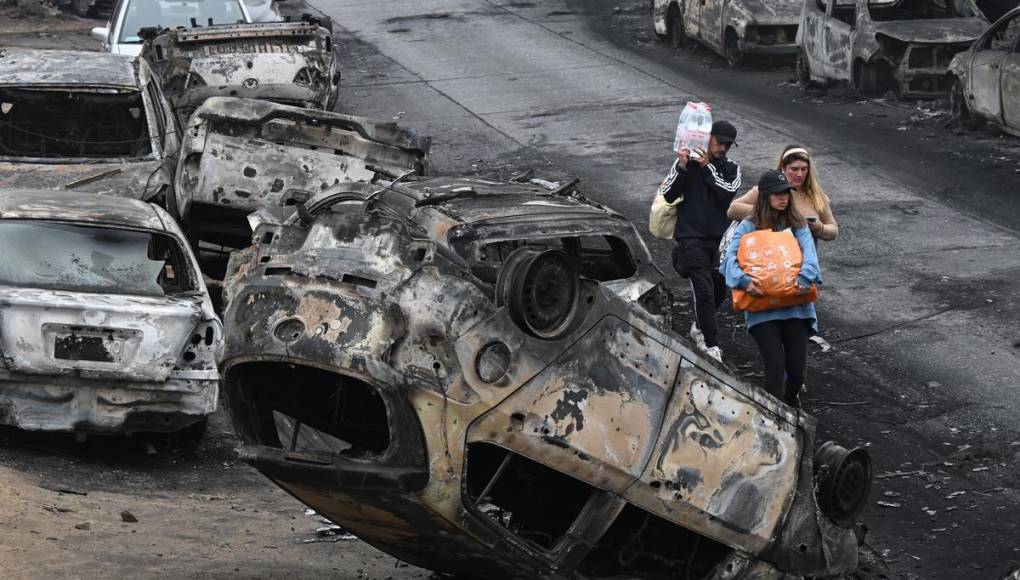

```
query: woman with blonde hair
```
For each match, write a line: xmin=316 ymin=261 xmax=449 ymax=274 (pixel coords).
xmin=727 ymin=145 xmax=837 ymax=241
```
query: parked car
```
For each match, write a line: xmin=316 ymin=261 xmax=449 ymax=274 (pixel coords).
xmin=0 ymin=190 xmax=221 ymax=440
xmin=91 ymin=0 xmax=251 ymax=57
xmin=948 ymin=6 xmax=1020 ymax=135
xmin=219 ymin=178 xmax=870 ymax=579
xmin=140 ymin=21 xmax=339 ymax=121
xmin=0 ymin=49 xmax=181 ymax=205
xmin=797 ymin=0 xmax=989 ymax=97
xmin=174 ymin=96 xmax=430 ymax=249
xmin=652 ymin=0 xmax=802 ymax=65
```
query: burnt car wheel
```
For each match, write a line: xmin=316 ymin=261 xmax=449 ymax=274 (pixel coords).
xmin=724 ymin=31 xmax=744 ymax=67
xmin=950 ymin=78 xmax=984 ymax=130
xmin=496 ymin=248 xmax=581 ymax=340
xmin=669 ymin=6 xmax=687 ymax=49
xmin=814 ymin=441 xmax=872 ymax=527
xmin=796 ymin=48 xmax=815 ymax=87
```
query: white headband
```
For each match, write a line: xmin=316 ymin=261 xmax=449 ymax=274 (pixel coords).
xmin=782 ymin=147 xmax=810 ymax=161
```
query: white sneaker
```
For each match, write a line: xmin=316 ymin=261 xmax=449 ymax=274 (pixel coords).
xmin=704 ymin=346 xmax=723 ymax=363
xmin=689 ymin=322 xmax=706 ymax=350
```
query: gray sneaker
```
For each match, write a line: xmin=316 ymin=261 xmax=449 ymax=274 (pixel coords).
xmin=689 ymin=322 xmax=706 ymax=350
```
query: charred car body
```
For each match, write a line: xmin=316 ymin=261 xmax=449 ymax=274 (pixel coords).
xmin=0 ymin=49 xmax=181 ymax=201
xmin=797 ymin=0 xmax=989 ymax=96
xmin=949 ymin=6 xmax=1020 ymax=135
xmin=653 ymin=0 xmax=802 ymax=65
xmin=174 ymin=96 xmax=430 ymax=248
xmin=219 ymin=177 xmax=871 ymax=579
xmin=141 ymin=21 xmax=340 ymax=121
xmin=0 ymin=190 xmax=220 ymax=437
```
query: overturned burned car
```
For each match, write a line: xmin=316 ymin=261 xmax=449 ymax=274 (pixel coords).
xmin=140 ymin=21 xmax=340 ymax=121
xmin=219 ymin=177 xmax=871 ymax=579
xmin=174 ymin=96 xmax=430 ymax=248
xmin=797 ymin=0 xmax=989 ymax=96
xmin=0 ymin=190 xmax=220 ymax=438
xmin=0 ymin=49 xmax=181 ymax=199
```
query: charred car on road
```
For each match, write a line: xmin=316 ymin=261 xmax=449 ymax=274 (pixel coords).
xmin=219 ymin=177 xmax=871 ymax=579
xmin=797 ymin=0 xmax=989 ymax=96
xmin=174 ymin=96 xmax=430 ymax=249
xmin=948 ymin=6 xmax=1020 ymax=135
xmin=140 ymin=20 xmax=340 ymax=121
xmin=0 ymin=49 xmax=181 ymax=203
xmin=653 ymin=0 xmax=802 ymax=65
xmin=0 ymin=190 xmax=220 ymax=439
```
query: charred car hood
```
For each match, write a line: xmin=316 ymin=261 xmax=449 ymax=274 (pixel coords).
xmin=872 ymin=18 xmax=987 ymax=44
xmin=0 ymin=160 xmax=167 ymax=197
xmin=734 ymin=0 xmax=802 ymax=24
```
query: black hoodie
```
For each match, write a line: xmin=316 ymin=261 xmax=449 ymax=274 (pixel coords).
xmin=658 ymin=156 xmax=742 ymax=240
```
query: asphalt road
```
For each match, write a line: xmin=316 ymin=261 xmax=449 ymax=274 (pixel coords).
xmin=317 ymin=0 xmax=1020 ymax=577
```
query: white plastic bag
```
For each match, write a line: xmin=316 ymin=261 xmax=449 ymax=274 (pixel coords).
xmin=673 ymin=102 xmax=713 ymax=157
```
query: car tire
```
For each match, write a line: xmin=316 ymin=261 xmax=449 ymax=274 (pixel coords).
xmin=669 ymin=6 xmax=687 ymax=49
xmin=72 ymin=0 xmax=92 ymax=17
xmin=950 ymin=77 xmax=984 ymax=130
xmin=724 ymin=31 xmax=744 ymax=67
xmin=853 ymin=60 xmax=879 ymax=96
xmin=796 ymin=48 xmax=816 ymax=87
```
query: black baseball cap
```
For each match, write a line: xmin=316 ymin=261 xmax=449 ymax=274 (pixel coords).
xmin=711 ymin=120 xmax=738 ymax=146
xmin=758 ymin=169 xmax=794 ymax=194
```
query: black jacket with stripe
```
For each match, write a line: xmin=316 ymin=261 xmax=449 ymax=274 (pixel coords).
xmin=659 ymin=155 xmax=741 ymax=240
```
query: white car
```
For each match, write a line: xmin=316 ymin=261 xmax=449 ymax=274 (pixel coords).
xmin=0 ymin=190 xmax=221 ymax=440
xmin=92 ymin=0 xmax=252 ymax=56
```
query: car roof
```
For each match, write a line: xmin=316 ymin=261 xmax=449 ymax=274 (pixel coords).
xmin=0 ymin=49 xmax=139 ymax=89
xmin=0 ymin=190 xmax=166 ymax=231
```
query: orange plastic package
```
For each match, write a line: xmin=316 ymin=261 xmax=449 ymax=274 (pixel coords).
xmin=731 ymin=229 xmax=818 ymax=312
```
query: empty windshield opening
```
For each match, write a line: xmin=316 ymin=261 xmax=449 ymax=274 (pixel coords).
xmin=0 ymin=221 xmax=191 ymax=296
xmin=869 ymin=0 xmax=978 ymax=20
xmin=469 ymin=235 xmax=638 ymax=284
xmin=0 ymin=88 xmax=151 ymax=159
xmin=119 ymin=0 xmax=247 ymax=43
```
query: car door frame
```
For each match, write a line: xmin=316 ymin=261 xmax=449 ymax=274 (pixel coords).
xmin=821 ymin=0 xmax=857 ymax=81
xmin=997 ymin=16 xmax=1020 ymax=133
xmin=683 ymin=0 xmax=702 ymax=42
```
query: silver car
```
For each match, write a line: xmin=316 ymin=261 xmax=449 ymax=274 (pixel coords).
xmin=948 ymin=6 xmax=1020 ymax=135
xmin=0 ymin=190 xmax=221 ymax=439
xmin=92 ymin=0 xmax=251 ymax=57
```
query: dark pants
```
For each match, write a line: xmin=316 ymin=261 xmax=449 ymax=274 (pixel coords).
xmin=672 ymin=238 xmax=727 ymax=347
xmin=749 ymin=318 xmax=812 ymax=406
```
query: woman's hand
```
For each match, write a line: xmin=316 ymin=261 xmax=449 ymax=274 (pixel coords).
xmin=807 ymin=218 xmax=823 ymax=236
xmin=746 ymin=280 xmax=765 ymax=297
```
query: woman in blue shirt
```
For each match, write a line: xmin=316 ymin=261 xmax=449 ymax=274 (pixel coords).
xmin=721 ymin=170 xmax=821 ymax=407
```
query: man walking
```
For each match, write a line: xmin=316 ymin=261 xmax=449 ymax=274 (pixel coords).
xmin=659 ymin=121 xmax=741 ymax=362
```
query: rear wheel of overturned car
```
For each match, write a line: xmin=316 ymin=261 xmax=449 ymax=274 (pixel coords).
xmin=724 ymin=31 xmax=744 ymax=67
xmin=496 ymin=248 xmax=582 ymax=340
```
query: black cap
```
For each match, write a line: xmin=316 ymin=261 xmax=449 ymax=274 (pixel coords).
xmin=758 ymin=169 xmax=794 ymax=194
xmin=711 ymin=120 xmax=738 ymax=146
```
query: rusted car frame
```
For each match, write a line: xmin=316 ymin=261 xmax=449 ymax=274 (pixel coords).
xmin=797 ymin=0 xmax=989 ymax=96
xmin=220 ymin=178 xmax=870 ymax=579
xmin=0 ymin=190 xmax=220 ymax=437
xmin=173 ymin=96 xmax=430 ymax=249
xmin=948 ymin=6 xmax=1020 ymax=135
xmin=140 ymin=21 xmax=340 ymax=122
xmin=0 ymin=48 xmax=181 ymax=202
xmin=653 ymin=0 xmax=802 ymax=65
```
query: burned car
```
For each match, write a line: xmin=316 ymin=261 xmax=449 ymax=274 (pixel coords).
xmin=0 ymin=49 xmax=181 ymax=202
xmin=174 ymin=96 xmax=430 ymax=248
xmin=948 ymin=6 xmax=1020 ymax=135
xmin=140 ymin=21 xmax=340 ymax=121
xmin=219 ymin=177 xmax=871 ymax=579
xmin=0 ymin=190 xmax=220 ymax=439
xmin=653 ymin=0 xmax=802 ymax=65
xmin=797 ymin=0 xmax=989 ymax=96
